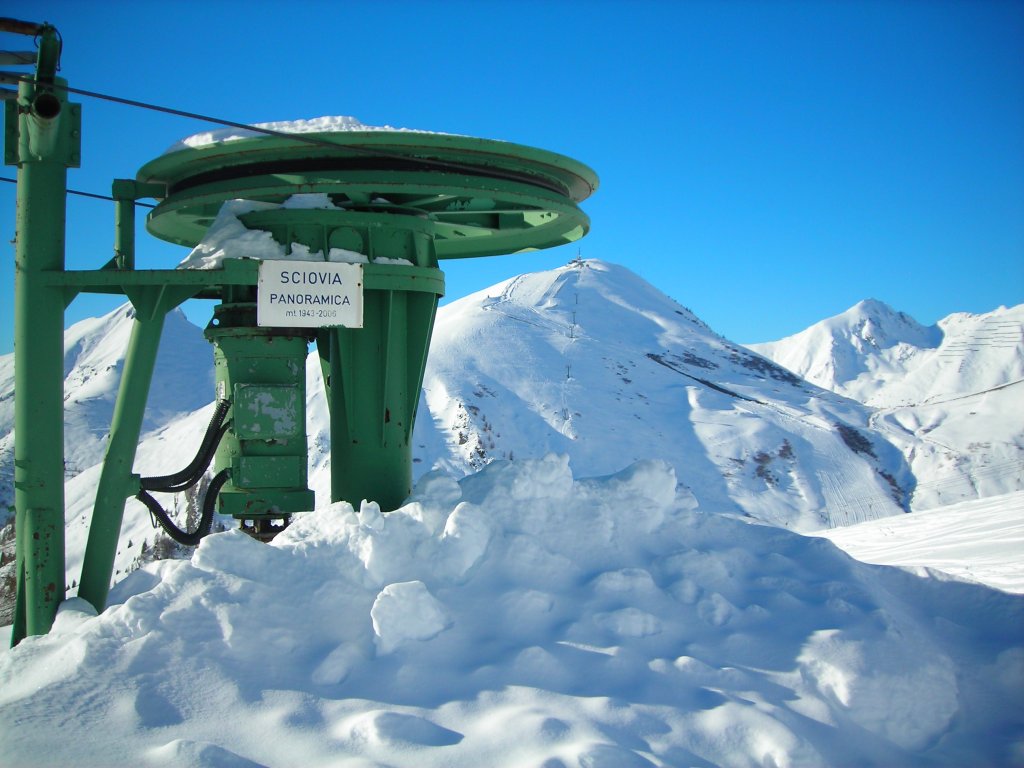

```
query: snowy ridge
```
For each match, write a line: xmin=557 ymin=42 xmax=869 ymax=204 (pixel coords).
xmin=748 ymin=299 xmax=1024 ymax=408
xmin=1 ymin=456 xmax=1021 ymax=766
xmin=750 ymin=299 xmax=1024 ymax=509
xmin=419 ymin=260 xmax=912 ymax=530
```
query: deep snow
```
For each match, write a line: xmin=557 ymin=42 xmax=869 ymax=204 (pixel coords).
xmin=1 ymin=456 xmax=1022 ymax=767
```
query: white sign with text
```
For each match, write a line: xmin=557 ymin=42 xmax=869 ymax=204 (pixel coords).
xmin=257 ymin=261 xmax=364 ymax=328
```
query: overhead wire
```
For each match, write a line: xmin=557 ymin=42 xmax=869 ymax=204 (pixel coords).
xmin=1 ymin=72 xmax=596 ymax=198
xmin=0 ymin=74 xmax=380 ymax=154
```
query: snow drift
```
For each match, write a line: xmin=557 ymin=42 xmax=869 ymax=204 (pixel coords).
xmin=1 ymin=456 xmax=1021 ymax=767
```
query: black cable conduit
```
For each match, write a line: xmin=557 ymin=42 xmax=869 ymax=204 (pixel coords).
xmin=137 ymin=468 xmax=230 ymax=547
xmin=141 ymin=399 xmax=231 ymax=492
xmin=136 ymin=399 xmax=232 ymax=545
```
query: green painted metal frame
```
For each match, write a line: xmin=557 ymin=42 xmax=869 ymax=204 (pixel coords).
xmin=6 ymin=23 xmax=79 ymax=644
xmin=135 ymin=130 xmax=596 ymax=259
xmin=56 ymin=258 xmax=449 ymax=614
xmin=7 ymin=26 xmax=596 ymax=643
xmin=136 ymin=130 xmax=595 ymax=520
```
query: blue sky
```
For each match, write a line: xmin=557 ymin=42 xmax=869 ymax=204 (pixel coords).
xmin=1 ymin=0 xmax=1021 ymax=354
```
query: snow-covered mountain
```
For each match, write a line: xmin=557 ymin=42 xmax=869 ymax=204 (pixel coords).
xmin=748 ymin=298 xmax=1023 ymax=407
xmin=749 ymin=299 xmax=1024 ymax=509
xmin=5 ymin=260 xmax=1021 ymax=593
xmin=416 ymin=260 xmax=911 ymax=530
xmin=0 ymin=260 xmax=913 ymax=628
xmin=0 ymin=305 xmax=214 ymax=521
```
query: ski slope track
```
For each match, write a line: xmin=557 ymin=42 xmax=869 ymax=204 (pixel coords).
xmin=815 ymin=490 xmax=1024 ymax=595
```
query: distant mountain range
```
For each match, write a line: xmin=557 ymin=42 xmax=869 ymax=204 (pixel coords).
xmin=1 ymin=259 xmax=1021 ymax=593
xmin=748 ymin=297 xmax=1023 ymax=407
xmin=749 ymin=297 xmax=1024 ymax=509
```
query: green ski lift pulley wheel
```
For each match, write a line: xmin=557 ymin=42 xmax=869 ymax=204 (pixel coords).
xmin=136 ymin=129 xmax=597 ymax=258
xmin=135 ymin=129 xmax=598 ymax=522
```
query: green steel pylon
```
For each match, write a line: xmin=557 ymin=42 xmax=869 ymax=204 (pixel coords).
xmin=4 ymin=20 xmax=81 ymax=643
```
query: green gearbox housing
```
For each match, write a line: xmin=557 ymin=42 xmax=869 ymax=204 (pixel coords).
xmin=206 ymin=312 xmax=314 ymax=521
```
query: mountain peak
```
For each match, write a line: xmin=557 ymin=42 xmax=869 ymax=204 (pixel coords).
xmin=851 ymin=297 xmax=897 ymax=315
xmin=836 ymin=299 xmax=939 ymax=350
xmin=751 ymin=297 xmax=1023 ymax=407
xmin=746 ymin=299 xmax=943 ymax=395
xmin=424 ymin=261 xmax=911 ymax=529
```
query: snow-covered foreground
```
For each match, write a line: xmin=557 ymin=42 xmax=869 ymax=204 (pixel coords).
xmin=815 ymin=490 xmax=1024 ymax=595
xmin=2 ymin=457 xmax=1021 ymax=767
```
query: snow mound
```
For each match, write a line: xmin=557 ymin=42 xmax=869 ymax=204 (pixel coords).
xmin=166 ymin=114 xmax=441 ymax=153
xmin=2 ymin=456 xmax=1021 ymax=766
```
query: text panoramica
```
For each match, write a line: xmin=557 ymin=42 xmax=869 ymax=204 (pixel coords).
xmin=257 ymin=261 xmax=364 ymax=328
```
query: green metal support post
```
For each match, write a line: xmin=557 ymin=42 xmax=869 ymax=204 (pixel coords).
xmin=237 ymin=208 xmax=444 ymax=512
xmin=7 ymin=24 xmax=81 ymax=644
xmin=112 ymin=179 xmax=137 ymax=270
xmin=76 ymin=300 xmax=165 ymax=613
xmin=320 ymin=255 xmax=440 ymax=512
xmin=78 ymin=181 xmax=201 ymax=611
